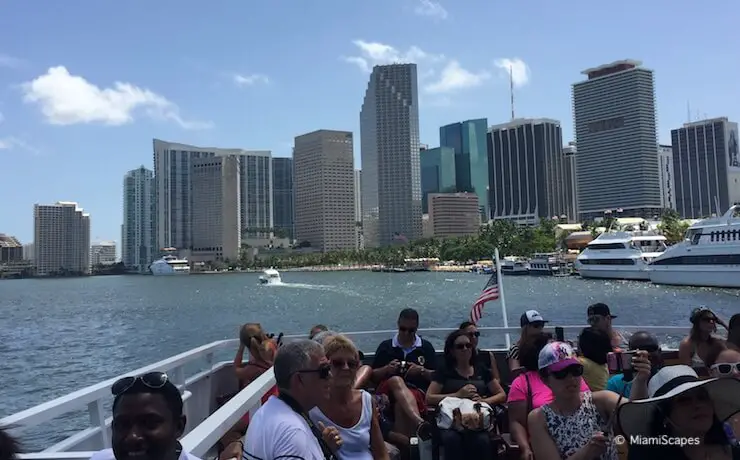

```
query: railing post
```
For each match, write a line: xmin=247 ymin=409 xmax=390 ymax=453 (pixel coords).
xmin=205 ymin=353 xmax=214 ymax=409
xmin=171 ymin=366 xmax=190 ymax=425
xmin=88 ymin=399 xmax=110 ymax=448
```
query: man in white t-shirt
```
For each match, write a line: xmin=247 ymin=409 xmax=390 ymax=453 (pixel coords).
xmin=89 ymin=371 xmax=201 ymax=460
xmin=242 ymin=339 xmax=336 ymax=460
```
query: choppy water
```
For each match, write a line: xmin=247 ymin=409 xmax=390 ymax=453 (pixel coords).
xmin=1 ymin=272 xmax=738 ymax=447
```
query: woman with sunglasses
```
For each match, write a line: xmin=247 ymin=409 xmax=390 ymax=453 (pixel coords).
xmin=506 ymin=310 xmax=548 ymax=374
xmin=678 ymin=307 xmax=728 ymax=372
xmin=706 ymin=342 xmax=740 ymax=442
xmin=459 ymin=321 xmax=506 ymax=396
xmin=528 ymin=342 xmax=624 ymax=460
xmin=309 ymin=335 xmax=390 ymax=460
xmin=426 ymin=330 xmax=506 ymax=460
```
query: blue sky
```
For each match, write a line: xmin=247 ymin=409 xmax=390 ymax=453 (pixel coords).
xmin=1 ymin=0 xmax=739 ymax=248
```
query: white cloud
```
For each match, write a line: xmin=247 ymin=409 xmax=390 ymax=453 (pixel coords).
xmin=21 ymin=66 xmax=212 ymax=129
xmin=0 ymin=136 xmax=40 ymax=155
xmin=493 ymin=58 xmax=530 ymax=88
xmin=342 ymin=40 xmax=444 ymax=73
xmin=414 ymin=0 xmax=448 ymax=20
xmin=0 ymin=53 xmax=23 ymax=68
xmin=233 ymin=73 xmax=270 ymax=87
xmin=424 ymin=60 xmax=489 ymax=94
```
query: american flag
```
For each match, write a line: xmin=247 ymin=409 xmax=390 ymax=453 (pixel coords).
xmin=470 ymin=271 xmax=500 ymax=323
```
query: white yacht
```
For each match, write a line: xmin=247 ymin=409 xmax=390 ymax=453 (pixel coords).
xmin=528 ymin=252 xmax=571 ymax=276
xmin=649 ymin=205 xmax=740 ymax=288
xmin=500 ymin=257 xmax=529 ymax=275
xmin=259 ymin=268 xmax=282 ymax=284
xmin=149 ymin=255 xmax=190 ymax=275
xmin=575 ymin=231 xmax=667 ymax=280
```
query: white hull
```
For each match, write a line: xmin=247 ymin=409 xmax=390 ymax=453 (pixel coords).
xmin=578 ymin=266 xmax=651 ymax=281
xmin=150 ymin=257 xmax=190 ymax=275
xmin=152 ymin=269 xmax=190 ymax=276
xmin=649 ymin=265 xmax=740 ymax=288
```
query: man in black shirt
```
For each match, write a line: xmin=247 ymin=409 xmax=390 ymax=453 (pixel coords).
xmin=371 ymin=308 xmax=436 ymax=445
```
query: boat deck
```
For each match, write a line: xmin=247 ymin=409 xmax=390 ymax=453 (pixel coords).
xmin=0 ymin=326 xmax=690 ymax=460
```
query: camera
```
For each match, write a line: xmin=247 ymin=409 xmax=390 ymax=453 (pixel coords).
xmin=399 ymin=360 xmax=410 ymax=374
xmin=607 ymin=351 xmax=635 ymax=381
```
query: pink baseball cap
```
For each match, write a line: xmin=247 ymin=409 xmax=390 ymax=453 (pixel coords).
xmin=538 ymin=341 xmax=580 ymax=372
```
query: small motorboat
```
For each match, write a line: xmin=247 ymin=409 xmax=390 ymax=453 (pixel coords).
xmin=259 ymin=268 xmax=281 ymax=285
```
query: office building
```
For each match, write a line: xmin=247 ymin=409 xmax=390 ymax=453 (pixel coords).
xmin=573 ymin=60 xmax=661 ymax=220
xmin=562 ymin=142 xmax=578 ymax=222
xmin=90 ymin=241 xmax=117 ymax=266
xmin=23 ymin=243 xmax=34 ymax=262
xmin=0 ymin=234 xmax=23 ymax=263
xmin=420 ymin=147 xmax=456 ymax=213
xmin=658 ymin=144 xmax=675 ymax=210
xmin=34 ymin=202 xmax=91 ymax=276
xmin=488 ymin=118 xmax=566 ymax=224
xmin=190 ymin=155 xmax=241 ymax=262
xmin=440 ymin=118 xmax=489 ymax=218
xmin=293 ymin=130 xmax=356 ymax=251
xmin=670 ymin=117 xmax=740 ymax=218
xmin=122 ymin=166 xmax=155 ymax=272
xmin=360 ymin=63 xmax=422 ymax=247
xmin=153 ymin=139 xmax=273 ymax=252
xmin=272 ymin=157 xmax=294 ymax=240
xmin=354 ymin=169 xmax=363 ymax=249
xmin=428 ymin=193 xmax=480 ymax=238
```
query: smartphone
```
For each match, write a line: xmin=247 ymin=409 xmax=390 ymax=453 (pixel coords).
xmin=607 ymin=351 xmax=635 ymax=381
xmin=399 ymin=360 xmax=410 ymax=374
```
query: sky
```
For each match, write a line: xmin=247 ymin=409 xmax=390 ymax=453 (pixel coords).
xmin=2 ymin=0 xmax=740 ymax=248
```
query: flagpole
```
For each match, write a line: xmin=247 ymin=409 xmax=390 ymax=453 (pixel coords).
xmin=494 ymin=248 xmax=511 ymax=349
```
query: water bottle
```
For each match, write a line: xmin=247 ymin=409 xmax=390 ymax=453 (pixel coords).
xmin=409 ymin=437 xmax=420 ymax=460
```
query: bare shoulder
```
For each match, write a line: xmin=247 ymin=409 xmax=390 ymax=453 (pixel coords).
xmin=527 ymin=406 xmax=544 ymax=426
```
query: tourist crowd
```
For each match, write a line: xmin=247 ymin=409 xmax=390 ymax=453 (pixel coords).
xmin=2 ymin=306 xmax=738 ymax=460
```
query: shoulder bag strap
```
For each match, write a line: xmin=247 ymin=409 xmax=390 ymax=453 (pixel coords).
xmin=524 ymin=372 xmax=533 ymax=415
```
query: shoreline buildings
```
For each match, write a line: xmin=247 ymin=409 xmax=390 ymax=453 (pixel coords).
xmin=34 ymin=202 xmax=91 ymax=276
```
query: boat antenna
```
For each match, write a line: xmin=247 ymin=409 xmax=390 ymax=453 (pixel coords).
xmin=509 ymin=64 xmax=515 ymax=120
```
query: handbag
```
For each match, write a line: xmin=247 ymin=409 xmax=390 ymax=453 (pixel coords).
xmin=436 ymin=397 xmax=496 ymax=432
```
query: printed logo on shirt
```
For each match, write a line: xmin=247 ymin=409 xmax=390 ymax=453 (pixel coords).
xmin=417 ymin=356 xmax=425 ymax=366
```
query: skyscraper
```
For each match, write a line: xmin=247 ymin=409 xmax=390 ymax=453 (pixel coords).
xmin=34 ymin=201 xmax=91 ymax=276
xmin=488 ymin=118 xmax=565 ymax=224
xmin=562 ymin=142 xmax=579 ymax=222
xmin=354 ymin=169 xmax=363 ymax=249
xmin=122 ymin=166 xmax=154 ymax=272
xmin=293 ymin=130 xmax=356 ymax=251
xmin=420 ymin=147 xmax=456 ymax=213
xmin=272 ymin=157 xmax=294 ymax=240
xmin=360 ymin=63 xmax=422 ymax=247
xmin=670 ymin=117 xmax=740 ymax=218
xmin=573 ymin=59 xmax=661 ymax=220
xmin=439 ymin=118 xmax=489 ymax=218
xmin=658 ymin=144 xmax=675 ymax=210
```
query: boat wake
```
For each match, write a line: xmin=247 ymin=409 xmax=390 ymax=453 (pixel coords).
xmin=264 ymin=281 xmax=335 ymax=290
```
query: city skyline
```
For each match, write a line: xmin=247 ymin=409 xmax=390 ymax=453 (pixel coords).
xmin=3 ymin=1 xmax=740 ymax=244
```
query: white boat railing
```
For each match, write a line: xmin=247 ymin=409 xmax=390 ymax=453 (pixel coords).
xmin=2 ymin=326 xmax=691 ymax=460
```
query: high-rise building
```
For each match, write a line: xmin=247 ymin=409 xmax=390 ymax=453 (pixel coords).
xmin=272 ymin=157 xmax=294 ymax=240
xmin=90 ymin=241 xmax=117 ymax=266
xmin=34 ymin=202 xmax=91 ymax=276
xmin=360 ymin=63 xmax=422 ymax=247
xmin=122 ymin=166 xmax=154 ymax=272
xmin=572 ymin=59 xmax=661 ymax=220
xmin=420 ymin=147 xmax=456 ymax=214
xmin=488 ymin=118 xmax=565 ymax=224
xmin=428 ymin=193 xmax=480 ymax=238
xmin=354 ymin=169 xmax=363 ymax=249
xmin=439 ymin=118 xmax=489 ymax=218
xmin=190 ymin=155 xmax=241 ymax=262
xmin=293 ymin=130 xmax=356 ymax=251
xmin=670 ymin=117 xmax=740 ymax=218
xmin=658 ymin=144 xmax=675 ymax=210
xmin=153 ymin=139 xmax=273 ymax=252
xmin=23 ymin=243 xmax=34 ymax=262
xmin=562 ymin=142 xmax=579 ymax=222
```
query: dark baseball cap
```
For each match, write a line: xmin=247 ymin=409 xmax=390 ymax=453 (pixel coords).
xmin=587 ymin=303 xmax=616 ymax=318
xmin=520 ymin=310 xmax=548 ymax=327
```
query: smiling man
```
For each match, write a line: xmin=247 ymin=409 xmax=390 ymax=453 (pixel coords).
xmin=90 ymin=372 xmax=200 ymax=460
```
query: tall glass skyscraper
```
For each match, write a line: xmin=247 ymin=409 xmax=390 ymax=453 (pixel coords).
xmin=439 ymin=118 xmax=489 ymax=219
xmin=122 ymin=166 xmax=155 ymax=272
xmin=272 ymin=157 xmax=294 ymax=239
xmin=420 ymin=147 xmax=456 ymax=213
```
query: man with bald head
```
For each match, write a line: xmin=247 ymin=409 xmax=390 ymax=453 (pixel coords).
xmin=606 ymin=331 xmax=663 ymax=398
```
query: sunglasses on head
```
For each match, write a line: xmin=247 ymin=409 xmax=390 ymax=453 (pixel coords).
xmin=111 ymin=372 xmax=169 ymax=396
xmin=297 ymin=363 xmax=332 ymax=380
xmin=465 ymin=331 xmax=481 ymax=338
xmin=331 ymin=358 xmax=359 ymax=370
xmin=454 ymin=342 xmax=473 ymax=350
xmin=399 ymin=326 xmax=417 ymax=333
xmin=711 ymin=362 xmax=740 ymax=375
xmin=550 ymin=364 xmax=584 ymax=380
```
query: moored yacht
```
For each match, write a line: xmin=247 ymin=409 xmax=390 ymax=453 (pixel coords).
xmin=528 ymin=252 xmax=570 ymax=276
xmin=575 ymin=231 xmax=667 ymax=280
xmin=649 ymin=205 xmax=740 ymax=288
xmin=149 ymin=255 xmax=191 ymax=275
xmin=500 ymin=256 xmax=529 ymax=275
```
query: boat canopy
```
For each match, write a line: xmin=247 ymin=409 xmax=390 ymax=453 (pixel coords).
xmin=263 ymin=269 xmax=280 ymax=276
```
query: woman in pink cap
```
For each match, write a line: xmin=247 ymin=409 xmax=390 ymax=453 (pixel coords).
xmin=528 ymin=341 xmax=625 ymax=460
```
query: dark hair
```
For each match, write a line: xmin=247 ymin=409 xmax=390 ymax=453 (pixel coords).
xmin=398 ymin=308 xmax=419 ymax=322
xmin=0 ymin=427 xmax=20 ymax=460
xmin=690 ymin=309 xmax=716 ymax=342
xmin=578 ymin=327 xmax=611 ymax=365
xmin=459 ymin=321 xmax=475 ymax=330
xmin=443 ymin=330 xmax=475 ymax=369
xmin=112 ymin=379 xmax=183 ymax=420
xmin=647 ymin=398 xmax=730 ymax=445
xmin=519 ymin=332 xmax=552 ymax=371
xmin=704 ymin=341 xmax=730 ymax=368
xmin=309 ymin=324 xmax=328 ymax=339
xmin=729 ymin=314 xmax=740 ymax=349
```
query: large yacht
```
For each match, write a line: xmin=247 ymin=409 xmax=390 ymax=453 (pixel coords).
xmin=149 ymin=255 xmax=191 ymax=275
xmin=575 ymin=231 xmax=667 ymax=280
xmin=649 ymin=205 xmax=740 ymax=288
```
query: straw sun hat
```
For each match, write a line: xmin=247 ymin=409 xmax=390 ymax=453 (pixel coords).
xmin=617 ymin=365 xmax=740 ymax=438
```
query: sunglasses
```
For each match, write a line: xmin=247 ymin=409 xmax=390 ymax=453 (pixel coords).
xmin=550 ymin=364 xmax=584 ymax=380
xmin=399 ymin=326 xmax=417 ymax=333
xmin=711 ymin=362 xmax=740 ymax=375
xmin=465 ymin=331 xmax=481 ymax=338
xmin=297 ymin=363 xmax=332 ymax=380
xmin=111 ymin=372 xmax=169 ymax=396
xmin=454 ymin=343 xmax=473 ymax=350
xmin=331 ymin=358 xmax=359 ymax=370
xmin=700 ymin=317 xmax=717 ymax=323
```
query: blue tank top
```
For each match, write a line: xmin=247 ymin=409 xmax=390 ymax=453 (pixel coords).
xmin=309 ymin=390 xmax=373 ymax=460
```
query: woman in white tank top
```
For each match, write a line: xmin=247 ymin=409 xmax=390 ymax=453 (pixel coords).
xmin=309 ymin=335 xmax=389 ymax=460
